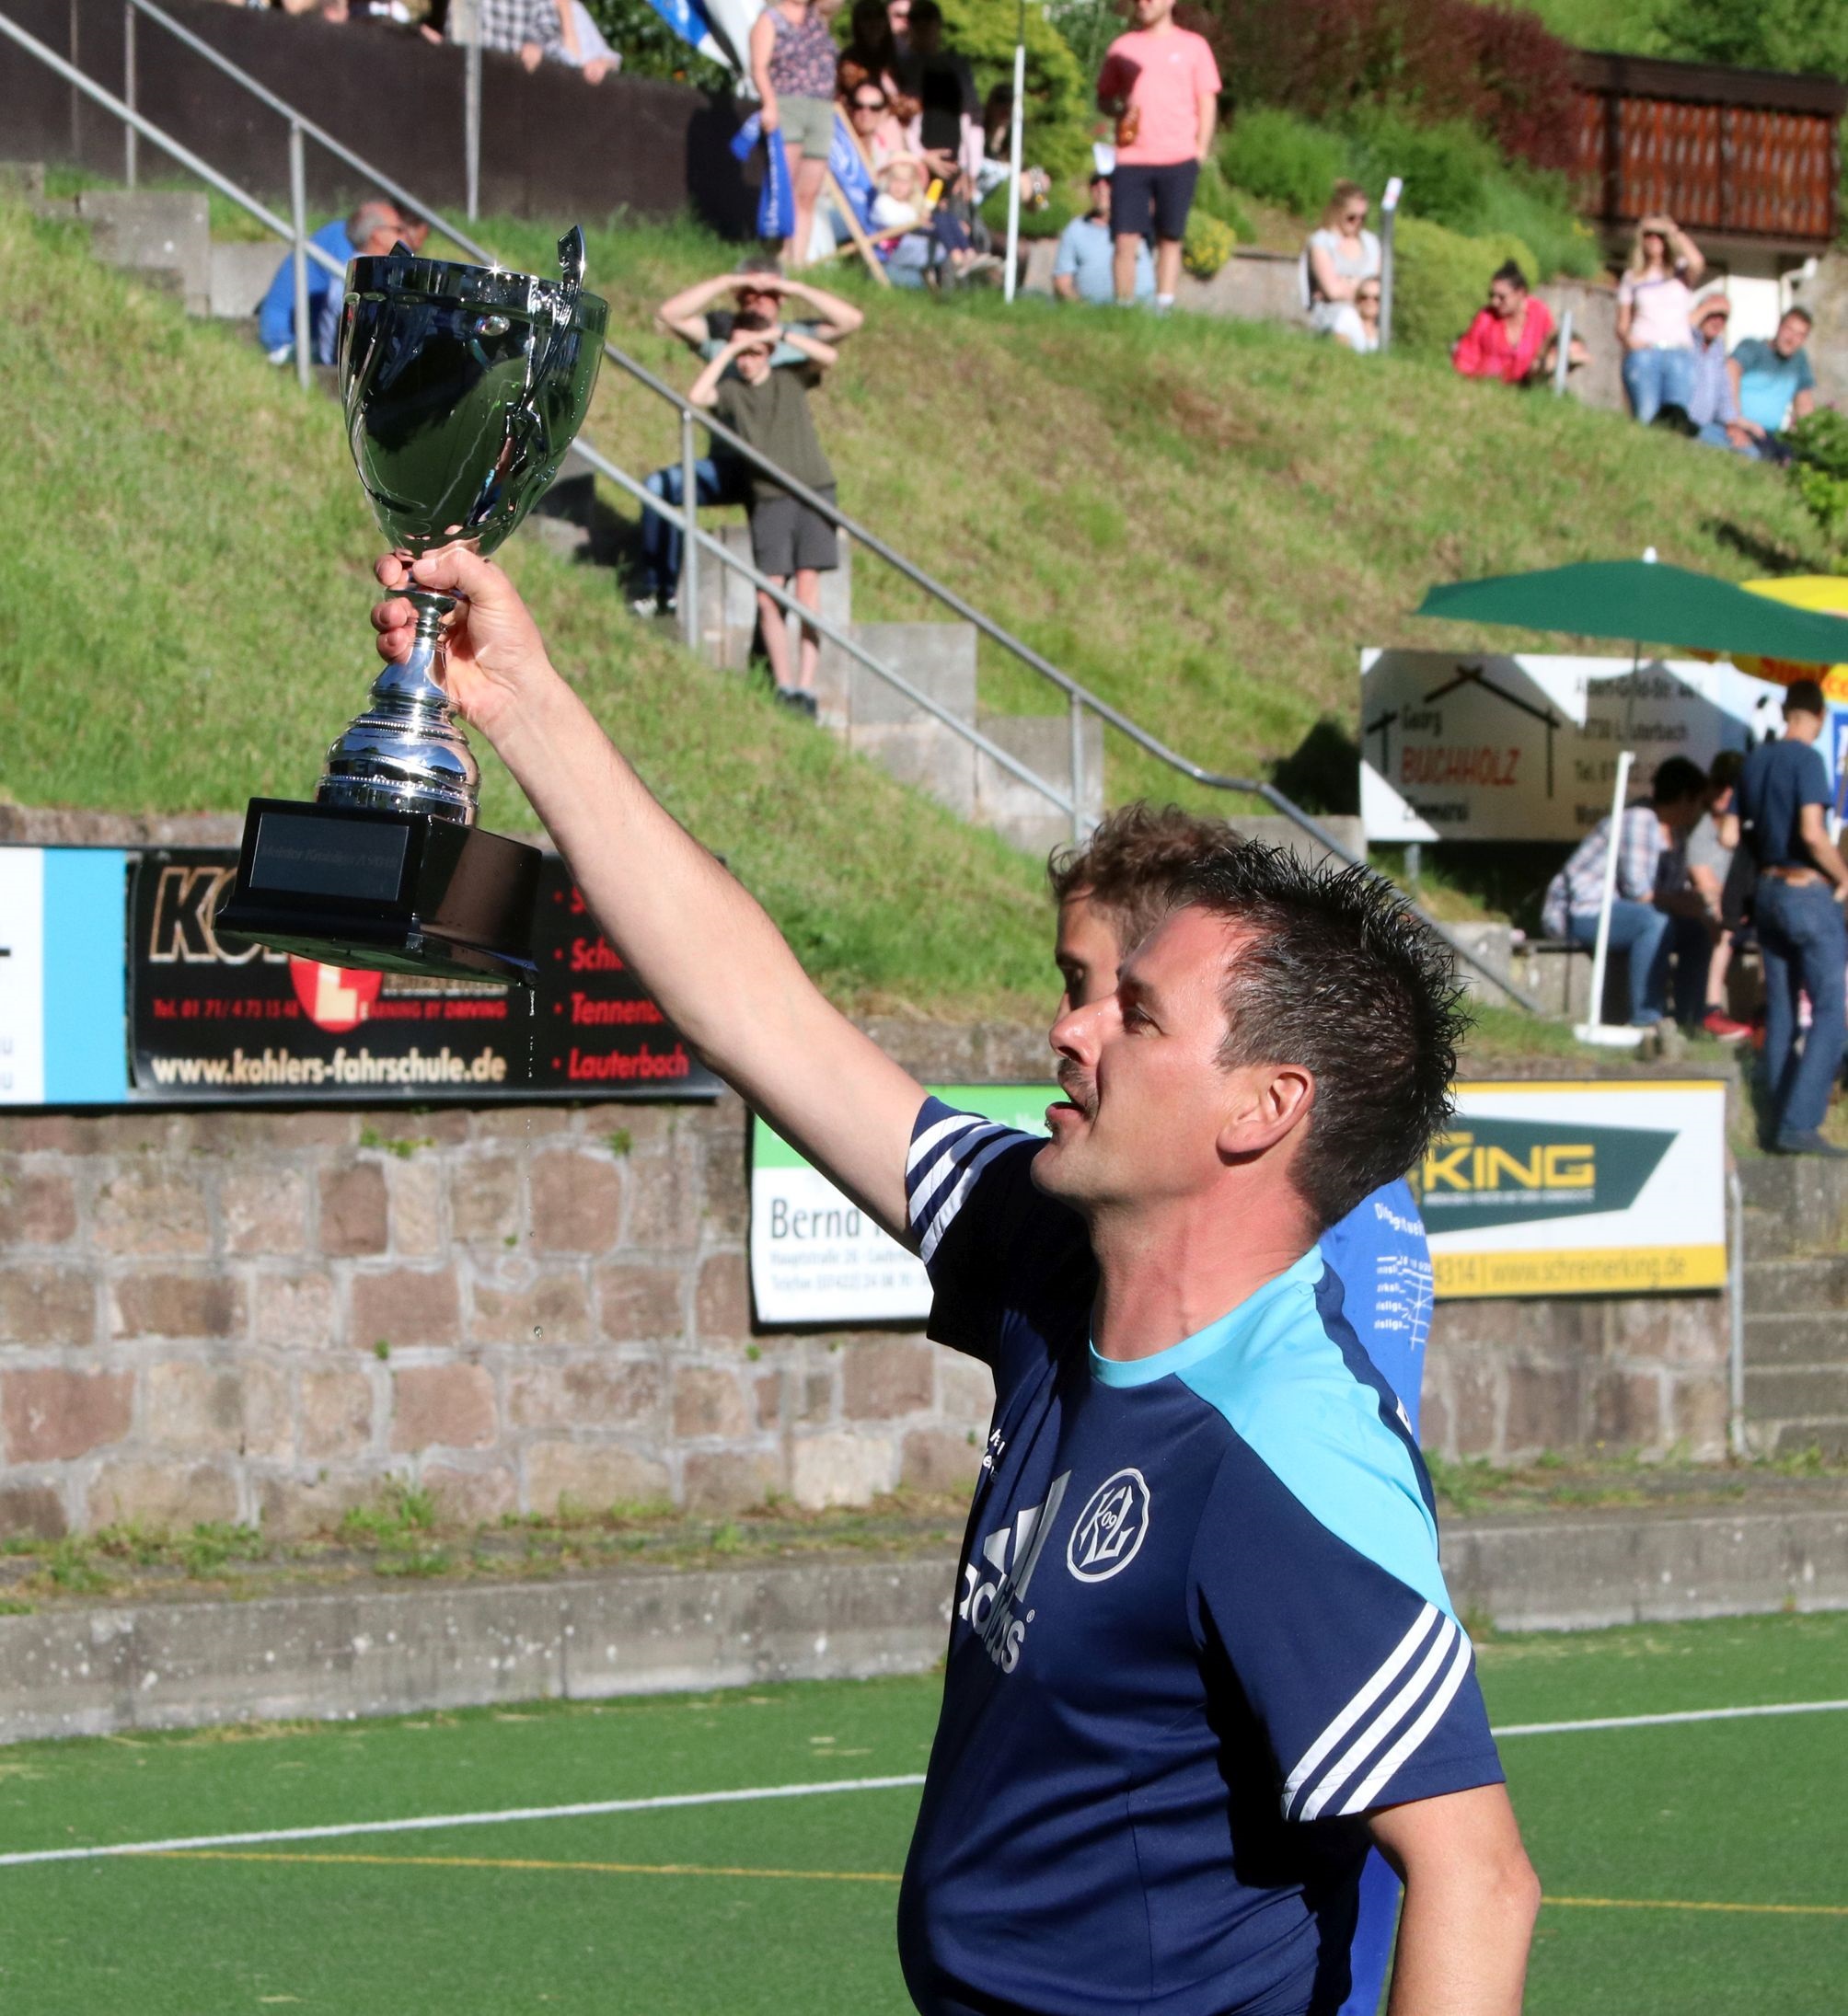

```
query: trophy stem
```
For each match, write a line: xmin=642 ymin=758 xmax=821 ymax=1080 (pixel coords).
xmin=315 ymin=588 xmax=480 ymax=825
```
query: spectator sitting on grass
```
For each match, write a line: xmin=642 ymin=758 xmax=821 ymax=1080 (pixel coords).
xmin=1303 ymin=179 xmax=1379 ymax=349
xmin=1617 ymin=213 xmax=1704 ymax=424
xmin=1349 ymin=276 xmax=1382 ymax=352
xmin=258 ymin=199 xmax=423 ymax=367
xmin=1685 ymin=291 xmax=1752 ymax=452
xmin=1451 ymin=261 xmax=1582 ymax=386
xmin=687 ymin=310 xmax=841 ymax=719
xmin=1054 ymin=170 xmax=1153 ymax=305
xmin=1728 ymin=307 xmax=1819 ymax=465
xmin=1096 ymin=0 xmax=1220 ymax=312
xmin=1541 ymin=755 xmax=1714 ymax=1031
xmin=634 ymin=257 xmax=863 ymax=617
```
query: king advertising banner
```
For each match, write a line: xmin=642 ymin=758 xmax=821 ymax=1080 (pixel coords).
xmin=749 ymin=1080 xmax=1728 ymax=1322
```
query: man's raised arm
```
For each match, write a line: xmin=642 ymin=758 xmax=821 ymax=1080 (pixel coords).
xmin=372 ymin=547 xmax=928 ymax=1238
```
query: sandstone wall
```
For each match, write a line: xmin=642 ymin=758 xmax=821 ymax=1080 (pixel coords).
xmin=0 ymin=1027 xmax=1732 ymax=1539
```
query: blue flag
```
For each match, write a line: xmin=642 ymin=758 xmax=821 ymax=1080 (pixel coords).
xmin=827 ymin=110 xmax=876 ymax=232
xmin=732 ymin=115 xmax=794 ymax=242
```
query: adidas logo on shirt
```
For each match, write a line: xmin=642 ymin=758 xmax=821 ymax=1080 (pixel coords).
xmin=958 ymin=1471 xmax=1070 ymax=1674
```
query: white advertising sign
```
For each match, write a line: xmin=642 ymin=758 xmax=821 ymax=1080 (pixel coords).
xmin=0 ymin=848 xmax=46 ymax=1104
xmin=1360 ymin=649 xmax=1786 ymax=843
xmin=1421 ymin=1080 xmax=1727 ymax=1298
xmin=750 ymin=1086 xmax=1053 ymax=1325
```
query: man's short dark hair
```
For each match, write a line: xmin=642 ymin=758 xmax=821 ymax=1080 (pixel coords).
xmin=1048 ymin=803 xmax=1239 ymax=956
xmin=1785 ymin=677 xmax=1827 ymax=719
xmin=909 ymin=0 xmax=941 ymax=25
xmin=1650 ymin=756 xmax=1709 ymax=806
xmin=1708 ymin=747 xmax=1745 ymax=793
xmin=735 ymin=250 xmax=783 ymax=279
xmin=1783 ymin=305 xmax=1814 ymax=328
xmin=1172 ymin=846 xmax=1468 ymax=1233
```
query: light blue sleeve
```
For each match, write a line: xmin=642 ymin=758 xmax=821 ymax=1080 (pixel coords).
xmin=1052 ymin=223 xmax=1082 ymax=279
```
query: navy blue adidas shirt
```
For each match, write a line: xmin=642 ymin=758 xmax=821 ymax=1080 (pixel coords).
xmin=896 ymin=1102 xmax=1503 ymax=2016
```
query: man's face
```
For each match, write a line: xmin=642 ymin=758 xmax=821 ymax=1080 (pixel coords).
xmin=360 ymin=213 xmax=407 ymax=259
xmin=1773 ymin=313 xmax=1809 ymax=359
xmin=1659 ymin=791 xmax=1706 ymax=835
xmin=1090 ymin=178 xmax=1113 ymax=225
xmin=736 ymin=282 xmax=779 ymax=317
xmin=1697 ymin=309 xmax=1727 ymax=347
xmin=887 ymin=0 xmax=909 ymax=34
xmin=735 ymin=342 xmax=774 ymax=383
xmin=1133 ymin=0 xmax=1174 ymax=25
xmin=1035 ymin=904 xmax=1246 ymax=1214
xmin=1054 ymin=889 xmax=1126 ymax=1013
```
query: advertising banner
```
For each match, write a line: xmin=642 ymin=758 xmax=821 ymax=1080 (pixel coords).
xmin=752 ymin=1080 xmax=1728 ymax=1323
xmin=127 ymin=848 xmax=718 ymax=1103
xmin=751 ymin=1085 xmax=1053 ymax=1324
xmin=1420 ymin=1081 xmax=1727 ymax=1298
xmin=1359 ymin=650 xmax=1785 ymax=844
xmin=0 ymin=848 xmax=131 ymax=1105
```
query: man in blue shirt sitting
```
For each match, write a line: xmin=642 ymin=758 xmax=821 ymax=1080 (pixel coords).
xmin=1053 ymin=170 xmax=1154 ymax=306
xmin=257 ymin=199 xmax=422 ymax=367
xmin=1728 ymin=306 xmax=1819 ymax=462
xmin=371 ymin=542 xmax=1542 ymax=2016
xmin=1738 ymin=680 xmax=1848 ymax=1156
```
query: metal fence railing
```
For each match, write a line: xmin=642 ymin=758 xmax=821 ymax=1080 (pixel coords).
xmin=0 ymin=0 xmax=1542 ymax=1009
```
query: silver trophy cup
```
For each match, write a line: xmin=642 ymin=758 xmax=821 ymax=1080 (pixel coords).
xmin=219 ymin=230 xmax=608 ymax=984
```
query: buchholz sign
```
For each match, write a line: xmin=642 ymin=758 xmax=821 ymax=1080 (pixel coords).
xmin=127 ymin=848 xmax=718 ymax=1103
xmin=1359 ymin=649 xmax=1785 ymax=844
xmin=751 ymin=1080 xmax=1727 ymax=1323
xmin=1419 ymin=1081 xmax=1727 ymax=1298
xmin=751 ymin=1087 xmax=1053 ymax=1324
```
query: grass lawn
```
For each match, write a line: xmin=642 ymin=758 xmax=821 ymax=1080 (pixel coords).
xmin=0 ymin=1610 xmax=1842 ymax=2012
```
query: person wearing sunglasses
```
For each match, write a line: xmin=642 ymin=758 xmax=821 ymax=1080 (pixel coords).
xmin=1304 ymin=179 xmax=1379 ymax=349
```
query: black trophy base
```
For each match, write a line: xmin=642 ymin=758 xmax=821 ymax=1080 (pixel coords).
xmin=215 ymin=799 xmax=543 ymax=985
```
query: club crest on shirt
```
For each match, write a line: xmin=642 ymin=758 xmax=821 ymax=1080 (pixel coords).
xmin=1067 ymin=1468 xmax=1151 ymax=1584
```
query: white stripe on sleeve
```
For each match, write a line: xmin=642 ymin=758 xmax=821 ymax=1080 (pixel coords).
xmin=918 ymin=1134 xmax=1018 ymax=1265
xmin=907 ymin=1125 xmax=1008 ymax=1234
xmin=1334 ymin=1630 xmax=1476 ymax=1818
xmin=1298 ymin=1614 xmax=1460 ymax=1823
xmin=1279 ymin=1604 xmax=1439 ymax=1816
xmin=906 ymin=1111 xmax=986 ymax=1179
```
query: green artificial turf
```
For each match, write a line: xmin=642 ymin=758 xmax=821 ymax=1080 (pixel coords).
xmin=0 ymin=1611 xmax=1843 ymax=2012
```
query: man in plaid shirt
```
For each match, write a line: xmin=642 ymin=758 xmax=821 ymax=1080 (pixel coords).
xmin=454 ymin=0 xmax=561 ymax=66
xmin=1542 ymin=755 xmax=1715 ymax=1026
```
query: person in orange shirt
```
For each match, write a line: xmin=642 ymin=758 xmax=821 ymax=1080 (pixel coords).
xmin=1096 ymin=0 xmax=1220 ymax=312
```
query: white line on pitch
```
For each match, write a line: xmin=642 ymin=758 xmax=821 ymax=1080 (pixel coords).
xmin=0 ymin=1773 xmax=929 ymax=1871
xmin=1493 ymin=1698 xmax=1848 ymax=1738
xmin=2 ymin=1698 xmax=1843 ymax=1872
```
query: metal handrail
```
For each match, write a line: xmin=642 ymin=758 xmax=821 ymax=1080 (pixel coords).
xmin=3 ymin=0 xmax=1542 ymax=1008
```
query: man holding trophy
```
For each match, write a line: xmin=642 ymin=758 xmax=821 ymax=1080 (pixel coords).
xmin=362 ymin=548 xmax=1536 ymax=2016
xmin=229 ymin=225 xmax=1535 ymax=2016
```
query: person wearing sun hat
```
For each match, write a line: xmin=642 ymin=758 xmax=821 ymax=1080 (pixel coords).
xmin=1685 ymin=290 xmax=1750 ymax=451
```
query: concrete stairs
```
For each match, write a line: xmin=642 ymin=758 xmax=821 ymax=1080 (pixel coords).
xmin=1738 ymin=1157 xmax=1848 ymax=1457
xmin=692 ymin=522 xmax=1105 ymax=857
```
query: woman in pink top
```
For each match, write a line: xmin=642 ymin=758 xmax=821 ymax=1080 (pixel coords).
xmin=1095 ymin=0 xmax=1220 ymax=310
xmin=1451 ymin=261 xmax=1560 ymax=386
xmin=1616 ymin=213 xmax=1706 ymax=424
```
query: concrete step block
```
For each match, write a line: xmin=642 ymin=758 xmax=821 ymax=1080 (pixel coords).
xmin=1744 ymin=1366 xmax=1848 ymax=1419
xmin=1745 ymin=1312 xmax=1848 ymax=1366
xmin=849 ymin=721 xmax=976 ymax=823
xmin=1738 ymin=1156 xmax=1848 ymax=1257
xmin=211 ymin=237 xmax=285 ymax=321
xmin=1768 ymin=1419 xmax=1848 ymax=1459
xmin=1746 ymin=1255 xmax=1848 ymax=1313
xmin=846 ymin=623 xmax=976 ymax=725
xmin=75 ymin=190 xmax=212 ymax=317
xmin=973 ymin=712 xmax=1105 ymax=858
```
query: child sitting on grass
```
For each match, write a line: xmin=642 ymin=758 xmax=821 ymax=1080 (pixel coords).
xmin=687 ymin=309 xmax=839 ymax=719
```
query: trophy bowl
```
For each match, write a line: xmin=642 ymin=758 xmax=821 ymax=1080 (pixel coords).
xmin=216 ymin=230 xmax=609 ymax=985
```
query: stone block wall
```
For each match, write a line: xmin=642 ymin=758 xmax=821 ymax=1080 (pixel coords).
xmin=0 ymin=1016 xmax=1739 ymax=1538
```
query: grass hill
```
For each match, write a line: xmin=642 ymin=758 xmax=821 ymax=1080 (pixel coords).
xmin=1 ymin=190 xmax=1831 ymax=1049
xmin=464 ymin=215 xmax=1828 ymax=820
xmin=0 ymin=198 xmax=1049 ymax=1019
